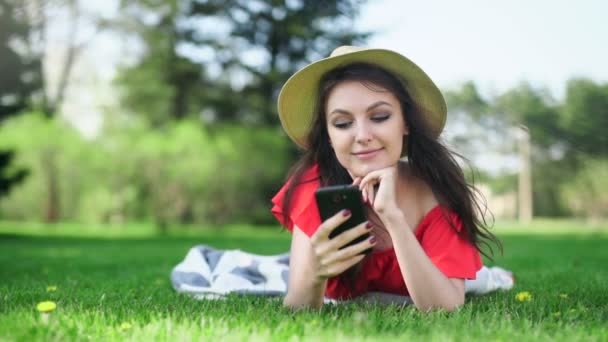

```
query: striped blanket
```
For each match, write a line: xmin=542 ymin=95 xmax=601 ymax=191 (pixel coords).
xmin=171 ymin=245 xmax=513 ymax=305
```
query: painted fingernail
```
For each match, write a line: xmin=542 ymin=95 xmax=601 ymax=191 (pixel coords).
xmin=369 ymin=235 xmax=377 ymax=244
xmin=342 ymin=209 xmax=351 ymax=217
xmin=365 ymin=222 xmax=373 ymax=230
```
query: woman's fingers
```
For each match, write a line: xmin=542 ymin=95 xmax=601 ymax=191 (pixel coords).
xmin=361 ymin=182 xmax=375 ymax=206
xmin=358 ymin=169 xmax=381 ymax=189
xmin=312 ymin=220 xmax=374 ymax=278
xmin=321 ymin=254 xmax=366 ymax=278
xmin=359 ymin=170 xmax=382 ymax=203
xmin=325 ymin=221 xmax=372 ymax=252
xmin=322 ymin=234 xmax=376 ymax=265
xmin=311 ymin=208 xmax=352 ymax=244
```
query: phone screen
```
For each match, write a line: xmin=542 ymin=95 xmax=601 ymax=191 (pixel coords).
xmin=314 ymin=185 xmax=371 ymax=252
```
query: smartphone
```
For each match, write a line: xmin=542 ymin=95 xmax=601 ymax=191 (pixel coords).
xmin=315 ymin=185 xmax=371 ymax=254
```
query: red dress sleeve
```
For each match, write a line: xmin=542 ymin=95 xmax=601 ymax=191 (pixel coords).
xmin=417 ymin=207 xmax=483 ymax=280
xmin=271 ymin=164 xmax=322 ymax=237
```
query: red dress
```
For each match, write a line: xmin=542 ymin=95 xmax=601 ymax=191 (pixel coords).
xmin=271 ymin=164 xmax=482 ymax=300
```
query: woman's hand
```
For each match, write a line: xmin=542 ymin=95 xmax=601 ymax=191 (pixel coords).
xmin=354 ymin=165 xmax=400 ymax=218
xmin=309 ymin=210 xmax=375 ymax=283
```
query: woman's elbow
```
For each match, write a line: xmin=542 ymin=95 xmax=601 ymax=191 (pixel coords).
xmin=417 ymin=295 xmax=465 ymax=313
xmin=282 ymin=294 xmax=323 ymax=311
xmin=442 ymin=297 xmax=465 ymax=312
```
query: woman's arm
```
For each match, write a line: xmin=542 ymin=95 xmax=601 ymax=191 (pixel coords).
xmin=283 ymin=215 xmax=375 ymax=310
xmin=384 ymin=211 xmax=465 ymax=312
xmin=283 ymin=225 xmax=327 ymax=309
xmin=357 ymin=167 xmax=465 ymax=312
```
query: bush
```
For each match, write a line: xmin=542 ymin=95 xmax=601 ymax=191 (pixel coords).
xmin=0 ymin=112 xmax=90 ymax=221
xmin=0 ymin=114 xmax=290 ymax=227
xmin=560 ymin=158 xmax=608 ymax=220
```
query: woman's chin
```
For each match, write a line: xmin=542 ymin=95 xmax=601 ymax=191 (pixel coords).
xmin=351 ymin=164 xmax=383 ymax=178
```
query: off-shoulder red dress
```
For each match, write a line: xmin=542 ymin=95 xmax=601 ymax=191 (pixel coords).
xmin=271 ymin=164 xmax=482 ymax=300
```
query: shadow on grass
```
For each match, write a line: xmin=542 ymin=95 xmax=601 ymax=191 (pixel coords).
xmin=2 ymin=231 xmax=607 ymax=279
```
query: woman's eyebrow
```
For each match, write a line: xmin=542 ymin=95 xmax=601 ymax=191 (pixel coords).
xmin=328 ymin=108 xmax=351 ymax=116
xmin=366 ymin=101 xmax=392 ymax=112
xmin=329 ymin=101 xmax=392 ymax=117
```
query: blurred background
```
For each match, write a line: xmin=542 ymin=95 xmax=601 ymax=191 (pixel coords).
xmin=1 ymin=0 xmax=606 ymax=234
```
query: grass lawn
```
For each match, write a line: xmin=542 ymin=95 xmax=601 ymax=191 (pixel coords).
xmin=0 ymin=220 xmax=607 ymax=341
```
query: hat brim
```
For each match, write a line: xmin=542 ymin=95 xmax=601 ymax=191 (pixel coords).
xmin=277 ymin=48 xmax=447 ymax=149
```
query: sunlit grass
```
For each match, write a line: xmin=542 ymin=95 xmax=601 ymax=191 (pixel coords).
xmin=1 ymin=217 xmax=605 ymax=238
xmin=1 ymin=220 xmax=607 ymax=341
xmin=494 ymin=218 xmax=608 ymax=235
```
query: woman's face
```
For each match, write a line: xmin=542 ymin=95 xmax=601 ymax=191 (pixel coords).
xmin=325 ymin=80 xmax=408 ymax=178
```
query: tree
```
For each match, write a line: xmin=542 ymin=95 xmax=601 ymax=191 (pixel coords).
xmin=443 ymin=82 xmax=493 ymax=156
xmin=560 ymin=79 xmax=608 ymax=160
xmin=113 ymin=0 xmax=205 ymax=128
xmin=0 ymin=0 xmax=106 ymax=219
xmin=114 ymin=0 xmax=369 ymax=127
xmin=0 ymin=0 xmax=38 ymax=199
xmin=493 ymin=84 xmax=566 ymax=218
xmin=0 ymin=151 xmax=28 ymax=199
xmin=187 ymin=0 xmax=369 ymax=125
xmin=446 ymin=82 xmax=570 ymax=217
xmin=445 ymin=79 xmax=608 ymax=218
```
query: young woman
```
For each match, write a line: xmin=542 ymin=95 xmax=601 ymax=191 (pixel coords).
xmin=271 ymin=46 xmax=509 ymax=311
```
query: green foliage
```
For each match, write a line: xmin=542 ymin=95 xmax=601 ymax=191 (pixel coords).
xmin=204 ymin=125 xmax=290 ymax=224
xmin=115 ymin=0 xmax=369 ymax=126
xmin=494 ymin=83 xmax=562 ymax=149
xmin=100 ymin=120 xmax=290 ymax=226
xmin=0 ymin=0 xmax=44 ymax=198
xmin=0 ymin=113 xmax=289 ymax=226
xmin=445 ymin=79 xmax=608 ymax=219
xmin=530 ymin=158 xmax=573 ymax=217
xmin=445 ymin=81 xmax=490 ymax=121
xmin=0 ymin=112 xmax=90 ymax=221
xmin=560 ymin=158 xmax=608 ymax=220
xmin=483 ymin=173 xmax=517 ymax=196
xmin=0 ymin=0 xmax=43 ymax=118
xmin=0 ymin=150 xmax=28 ymax=198
xmin=560 ymin=79 xmax=608 ymax=158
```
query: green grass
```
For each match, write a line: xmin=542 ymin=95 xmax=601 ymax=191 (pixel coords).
xmin=1 ymin=221 xmax=607 ymax=341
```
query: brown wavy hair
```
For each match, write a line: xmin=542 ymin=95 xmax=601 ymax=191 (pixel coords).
xmin=281 ymin=62 xmax=501 ymax=291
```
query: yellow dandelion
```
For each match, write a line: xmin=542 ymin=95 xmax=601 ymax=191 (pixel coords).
xmin=36 ymin=301 xmax=57 ymax=313
xmin=559 ymin=293 xmax=568 ymax=299
xmin=120 ymin=322 xmax=132 ymax=331
xmin=515 ymin=291 xmax=532 ymax=302
xmin=46 ymin=285 xmax=57 ymax=292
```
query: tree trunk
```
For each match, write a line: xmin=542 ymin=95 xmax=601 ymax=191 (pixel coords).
xmin=43 ymin=149 xmax=60 ymax=223
xmin=45 ymin=0 xmax=81 ymax=117
xmin=517 ymin=125 xmax=532 ymax=223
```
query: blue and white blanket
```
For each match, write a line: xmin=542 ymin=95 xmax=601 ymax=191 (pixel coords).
xmin=171 ymin=245 xmax=513 ymax=305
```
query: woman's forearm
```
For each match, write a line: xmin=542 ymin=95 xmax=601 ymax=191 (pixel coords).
xmin=385 ymin=212 xmax=464 ymax=311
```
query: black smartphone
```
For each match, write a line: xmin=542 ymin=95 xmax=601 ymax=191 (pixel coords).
xmin=315 ymin=185 xmax=371 ymax=253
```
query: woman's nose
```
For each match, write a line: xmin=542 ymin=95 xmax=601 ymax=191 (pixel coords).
xmin=355 ymin=122 xmax=373 ymax=143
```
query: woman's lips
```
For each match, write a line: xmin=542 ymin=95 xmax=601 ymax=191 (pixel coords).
xmin=352 ymin=148 xmax=383 ymax=159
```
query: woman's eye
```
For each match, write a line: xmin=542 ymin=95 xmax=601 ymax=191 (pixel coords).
xmin=333 ymin=120 xmax=352 ymax=129
xmin=371 ymin=114 xmax=390 ymax=122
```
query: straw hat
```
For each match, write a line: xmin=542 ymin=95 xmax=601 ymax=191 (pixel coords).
xmin=277 ymin=46 xmax=447 ymax=149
